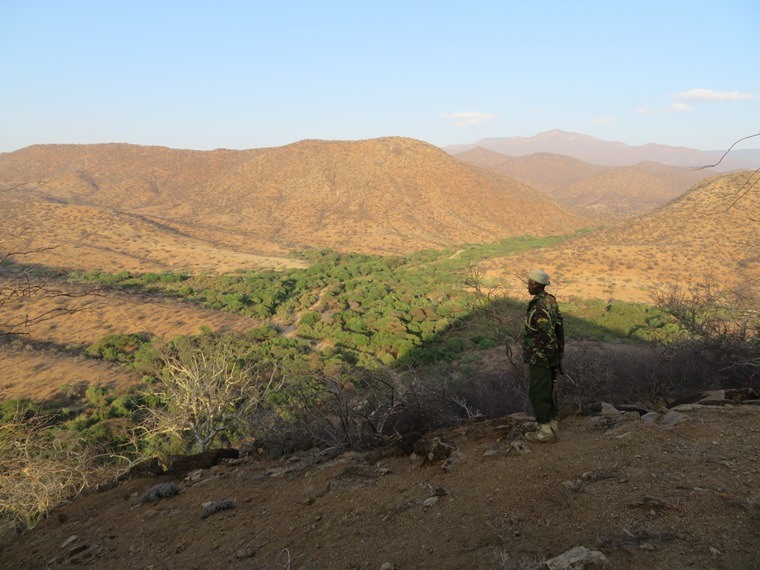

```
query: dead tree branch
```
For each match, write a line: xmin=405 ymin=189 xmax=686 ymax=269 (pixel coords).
xmin=694 ymin=132 xmax=760 ymax=170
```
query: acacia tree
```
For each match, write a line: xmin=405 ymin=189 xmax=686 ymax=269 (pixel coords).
xmin=651 ymin=279 xmax=759 ymax=387
xmin=144 ymin=337 xmax=280 ymax=454
xmin=457 ymin=264 xmax=522 ymax=356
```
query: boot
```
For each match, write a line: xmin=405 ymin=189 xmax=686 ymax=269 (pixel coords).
xmin=524 ymin=422 xmax=556 ymax=443
xmin=550 ymin=419 xmax=559 ymax=441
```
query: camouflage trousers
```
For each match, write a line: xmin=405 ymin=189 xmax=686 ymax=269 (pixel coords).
xmin=528 ymin=364 xmax=559 ymax=424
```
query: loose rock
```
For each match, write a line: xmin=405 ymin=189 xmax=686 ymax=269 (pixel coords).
xmin=139 ymin=482 xmax=180 ymax=504
xmin=201 ymin=499 xmax=236 ymax=519
xmin=543 ymin=546 xmax=609 ymax=569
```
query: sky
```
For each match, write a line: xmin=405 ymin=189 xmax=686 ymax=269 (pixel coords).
xmin=1 ymin=0 xmax=759 ymax=153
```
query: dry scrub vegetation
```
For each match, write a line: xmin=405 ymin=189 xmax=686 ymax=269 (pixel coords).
xmin=0 ymin=139 xmax=590 ymax=267
xmin=485 ymin=170 xmax=760 ymax=302
xmin=0 ymin=143 xmax=757 ymax=565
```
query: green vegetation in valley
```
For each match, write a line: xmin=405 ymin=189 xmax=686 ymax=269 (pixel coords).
xmin=71 ymin=234 xmax=665 ymax=367
xmin=6 ymin=233 xmax=757 ymax=539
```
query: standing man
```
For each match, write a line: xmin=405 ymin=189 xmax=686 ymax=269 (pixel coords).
xmin=522 ymin=269 xmax=564 ymax=443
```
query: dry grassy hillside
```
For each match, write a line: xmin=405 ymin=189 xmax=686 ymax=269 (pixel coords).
xmin=455 ymin=149 xmax=609 ymax=196
xmin=0 ymin=143 xmax=263 ymax=209
xmin=563 ymin=162 xmax=714 ymax=219
xmin=189 ymin=138 xmax=593 ymax=253
xmin=451 ymin=147 xmax=516 ymax=169
xmin=0 ymin=138 xmax=592 ymax=270
xmin=0 ymin=289 xmax=260 ymax=401
xmin=484 ymin=170 xmax=760 ymax=302
xmin=1 ymin=194 xmax=304 ymax=274
xmin=454 ymin=149 xmax=713 ymax=221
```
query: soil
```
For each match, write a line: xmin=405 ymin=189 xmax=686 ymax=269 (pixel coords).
xmin=2 ymin=403 xmax=758 ymax=569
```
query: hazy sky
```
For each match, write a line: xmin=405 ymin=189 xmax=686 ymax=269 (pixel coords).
xmin=1 ymin=1 xmax=758 ymax=153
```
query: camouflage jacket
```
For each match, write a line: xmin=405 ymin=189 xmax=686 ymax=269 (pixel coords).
xmin=522 ymin=290 xmax=564 ymax=367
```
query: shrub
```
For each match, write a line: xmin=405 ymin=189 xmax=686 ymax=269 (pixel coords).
xmin=651 ymin=280 xmax=759 ymax=389
xmin=143 ymin=337 xmax=281 ymax=455
xmin=0 ymin=399 xmax=41 ymax=422
xmin=86 ymin=333 xmax=152 ymax=365
xmin=0 ymin=413 xmax=101 ymax=539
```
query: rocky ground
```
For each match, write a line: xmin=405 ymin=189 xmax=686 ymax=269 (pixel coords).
xmin=2 ymin=395 xmax=759 ymax=570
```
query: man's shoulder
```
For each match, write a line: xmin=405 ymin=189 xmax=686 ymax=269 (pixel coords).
xmin=532 ymin=291 xmax=558 ymax=308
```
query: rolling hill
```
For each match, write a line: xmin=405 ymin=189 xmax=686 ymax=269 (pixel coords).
xmin=559 ymin=161 xmax=713 ymax=219
xmin=0 ymin=138 xmax=592 ymax=271
xmin=454 ymin=148 xmax=608 ymax=193
xmin=454 ymin=149 xmax=714 ymax=220
xmin=484 ymin=170 xmax=760 ymax=302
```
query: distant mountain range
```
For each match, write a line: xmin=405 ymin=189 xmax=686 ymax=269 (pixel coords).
xmin=446 ymin=129 xmax=760 ymax=171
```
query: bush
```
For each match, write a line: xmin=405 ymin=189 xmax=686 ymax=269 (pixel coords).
xmin=651 ymin=281 xmax=759 ymax=390
xmin=0 ymin=399 xmax=41 ymax=422
xmin=143 ymin=337 xmax=281 ymax=455
xmin=0 ymin=413 xmax=103 ymax=539
xmin=86 ymin=333 xmax=152 ymax=365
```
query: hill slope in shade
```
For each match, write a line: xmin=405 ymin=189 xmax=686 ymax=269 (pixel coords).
xmin=0 ymin=138 xmax=592 ymax=270
xmin=486 ymin=170 xmax=760 ymax=302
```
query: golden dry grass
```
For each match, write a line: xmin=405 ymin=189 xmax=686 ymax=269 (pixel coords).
xmin=0 ymin=349 xmax=138 ymax=401
xmin=486 ymin=171 xmax=760 ymax=302
xmin=3 ymin=290 xmax=258 ymax=348
xmin=1 ymin=138 xmax=592 ymax=269
xmin=0 ymin=290 xmax=259 ymax=401
xmin=1 ymin=196 xmax=306 ymax=274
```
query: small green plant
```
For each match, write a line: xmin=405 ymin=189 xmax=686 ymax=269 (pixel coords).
xmin=86 ymin=333 xmax=152 ymax=365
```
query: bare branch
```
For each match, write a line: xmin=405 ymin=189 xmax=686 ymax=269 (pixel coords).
xmin=713 ymin=167 xmax=760 ymax=215
xmin=650 ymin=278 xmax=759 ymax=381
xmin=143 ymin=338 xmax=281 ymax=454
xmin=694 ymin=132 xmax=760 ymax=170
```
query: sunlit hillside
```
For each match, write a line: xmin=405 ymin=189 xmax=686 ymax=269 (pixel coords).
xmin=0 ymin=138 xmax=592 ymax=272
xmin=487 ymin=170 xmax=760 ymax=302
xmin=454 ymin=149 xmax=714 ymax=221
